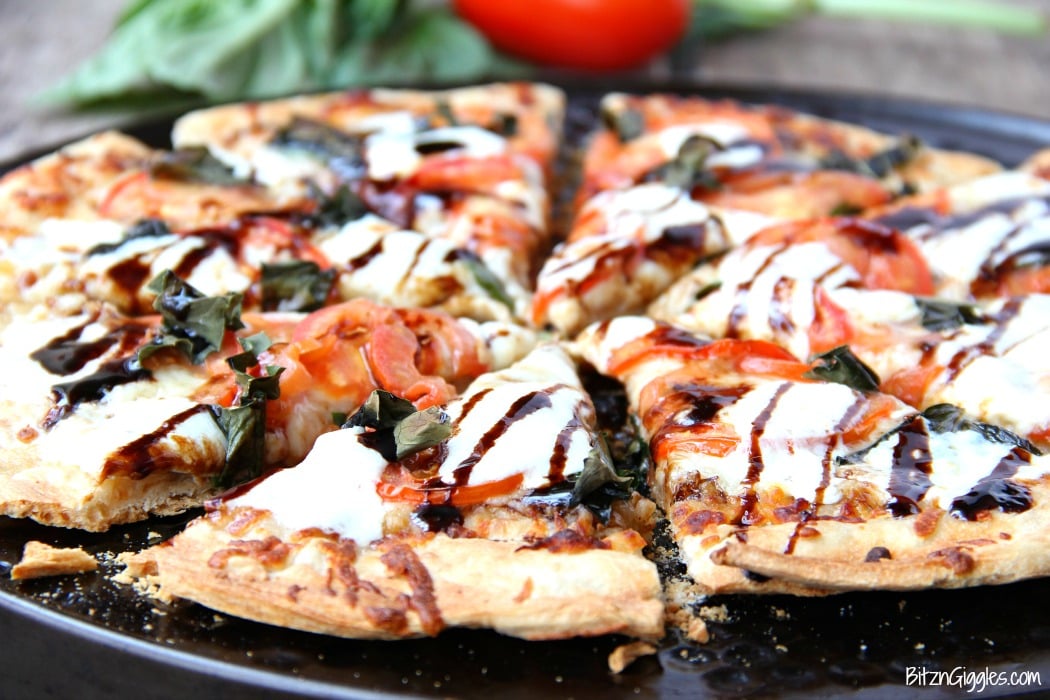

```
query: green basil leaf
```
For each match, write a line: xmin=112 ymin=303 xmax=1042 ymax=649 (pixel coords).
xmin=261 ymin=260 xmax=336 ymax=312
xmin=922 ymin=403 xmax=1041 ymax=454
xmin=308 ymin=183 xmax=371 ymax=227
xmin=435 ymin=99 xmax=459 ymax=127
xmin=571 ymin=436 xmax=629 ymax=506
xmin=915 ymin=297 xmax=984 ymax=332
xmin=804 ymin=345 xmax=880 ymax=392
xmin=394 ymin=406 xmax=452 ymax=459
xmin=150 ymin=147 xmax=245 ymax=185
xmin=346 ymin=389 xmax=418 ymax=432
xmin=600 ymin=105 xmax=644 ymax=143
xmin=646 ymin=135 xmax=722 ymax=191
xmin=210 ymin=402 xmax=266 ymax=488
xmin=821 ymin=135 xmax=922 ymax=179
xmin=87 ymin=218 xmax=172 ymax=256
xmin=139 ymin=270 xmax=244 ymax=364
xmin=459 ymin=251 xmax=514 ymax=309
xmin=273 ymin=117 xmax=363 ymax=163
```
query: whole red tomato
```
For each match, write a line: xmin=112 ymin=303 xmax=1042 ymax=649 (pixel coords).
xmin=453 ymin=0 xmax=692 ymax=72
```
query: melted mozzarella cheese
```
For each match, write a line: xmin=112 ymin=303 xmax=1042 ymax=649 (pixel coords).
xmin=365 ymin=125 xmax=507 ymax=181
xmin=230 ymin=427 xmax=390 ymax=545
xmin=656 ymin=123 xmax=753 ymax=158
xmin=230 ymin=344 xmax=592 ymax=543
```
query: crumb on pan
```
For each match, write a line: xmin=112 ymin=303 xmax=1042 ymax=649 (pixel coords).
xmin=608 ymin=641 xmax=658 ymax=674
xmin=10 ymin=541 xmax=97 ymax=580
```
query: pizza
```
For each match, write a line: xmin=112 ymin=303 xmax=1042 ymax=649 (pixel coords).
xmin=4 ymin=84 xmax=1050 ymax=645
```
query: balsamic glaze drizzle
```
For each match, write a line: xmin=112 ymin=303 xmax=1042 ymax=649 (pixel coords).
xmin=737 ymin=382 xmax=791 ymax=525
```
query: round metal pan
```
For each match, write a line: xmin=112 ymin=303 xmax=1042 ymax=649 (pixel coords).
xmin=2 ymin=83 xmax=1050 ymax=700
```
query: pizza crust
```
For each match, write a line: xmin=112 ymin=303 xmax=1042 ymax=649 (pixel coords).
xmin=126 ymin=513 xmax=664 ymax=641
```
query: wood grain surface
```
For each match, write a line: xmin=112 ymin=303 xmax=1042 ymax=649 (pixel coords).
xmin=1 ymin=0 xmax=1048 ymax=163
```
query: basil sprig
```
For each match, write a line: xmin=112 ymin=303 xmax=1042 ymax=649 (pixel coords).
xmin=645 ymin=135 xmax=722 ymax=191
xmin=261 ymin=260 xmax=337 ymax=312
xmin=307 ymin=183 xmax=371 ymax=227
xmin=344 ymin=390 xmax=451 ymax=462
xmin=804 ymin=345 xmax=880 ymax=393
xmin=138 ymin=270 xmax=245 ymax=365
xmin=210 ymin=333 xmax=284 ymax=488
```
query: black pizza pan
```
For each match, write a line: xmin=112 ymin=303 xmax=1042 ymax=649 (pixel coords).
xmin=2 ymin=84 xmax=1050 ymax=700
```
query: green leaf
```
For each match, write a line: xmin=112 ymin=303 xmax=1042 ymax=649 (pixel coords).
xmin=600 ymin=105 xmax=644 ymax=143
xmin=138 ymin=270 xmax=244 ymax=364
xmin=646 ymin=135 xmax=722 ymax=191
xmin=261 ymin=261 xmax=337 ymax=312
xmin=210 ymin=402 xmax=266 ymax=488
xmin=821 ymin=136 xmax=922 ymax=179
xmin=915 ymin=297 xmax=984 ymax=332
xmin=458 ymin=252 xmax=514 ymax=310
xmin=571 ymin=436 xmax=629 ymax=506
xmin=394 ymin=406 xmax=452 ymax=460
xmin=803 ymin=345 xmax=880 ymax=392
xmin=150 ymin=147 xmax=245 ymax=185
xmin=308 ymin=183 xmax=371 ymax=227
xmin=87 ymin=218 xmax=172 ymax=256
xmin=345 ymin=389 xmax=451 ymax=462
xmin=922 ymin=404 xmax=1041 ymax=454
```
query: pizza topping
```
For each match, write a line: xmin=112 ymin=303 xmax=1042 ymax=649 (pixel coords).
xmin=271 ymin=117 xmax=367 ymax=181
xmin=149 ymin=147 xmax=245 ymax=186
xmin=915 ymin=297 xmax=984 ymax=331
xmin=344 ymin=390 xmax=452 ymax=462
xmin=803 ymin=345 xmax=880 ymax=393
xmin=260 ymin=261 xmax=336 ymax=312
xmin=138 ymin=270 xmax=245 ymax=365
xmin=601 ymin=104 xmax=644 ymax=143
xmin=820 ymin=135 xmax=922 ymax=180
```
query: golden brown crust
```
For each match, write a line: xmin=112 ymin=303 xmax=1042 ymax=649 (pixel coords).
xmin=11 ymin=541 xmax=98 ymax=579
xmin=126 ymin=513 xmax=664 ymax=641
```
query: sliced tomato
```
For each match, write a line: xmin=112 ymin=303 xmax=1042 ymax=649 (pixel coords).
xmin=880 ymin=364 xmax=945 ymax=409
xmin=407 ymin=154 xmax=525 ymax=195
xmin=807 ymin=286 xmax=855 ymax=355
xmin=376 ymin=472 xmax=525 ymax=506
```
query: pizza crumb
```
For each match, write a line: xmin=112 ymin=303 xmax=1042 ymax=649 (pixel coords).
xmin=686 ymin=617 xmax=709 ymax=643
xmin=698 ymin=604 xmax=730 ymax=623
xmin=608 ymin=641 xmax=657 ymax=674
xmin=10 ymin=541 xmax=97 ymax=580
xmin=772 ymin=607 xmax=790 ymax=620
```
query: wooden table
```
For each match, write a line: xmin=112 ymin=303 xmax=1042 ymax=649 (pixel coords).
xmin=1 ymin=0 xmax=1048 ymax=163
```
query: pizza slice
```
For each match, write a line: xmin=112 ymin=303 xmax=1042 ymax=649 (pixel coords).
xmin=872 ymin=170 xmax=1050 ymax=299
xmin=530 ymin=182 xmax=775 ymax=336
xmin=0 ymin=275 xmax=534 ymax=530
xmin=574 ymin=317 xmax=1050 ymax=595
xmin=169 ymin=83 xmax=565 ymax=292
xmin=581 ymin=93 xmax=1000 ymax=216
xmin=123 ymin=344 xmax=663 ymax=641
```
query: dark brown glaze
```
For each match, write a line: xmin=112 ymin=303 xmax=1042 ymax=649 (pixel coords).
xmin=972 ymin=240 xmax=1050 ymax=297
xmin=106 ymin=258 xmax=154 ymax=299
xmin=737 ymin=382 xmax=791 ymax=525
xmin=547 ymin=416 xmax=583 ymax=484
xmin=942 ymin=298 xmax=1023 ymax=384
xmin=769 ymin=277 xmax=797 ymax=337
xmin=725 ymin=243 xmax=787 ymax=339
xmin=647 ymin=383 xmax=749 ymax=468
xmin=950 ymin=445 xmax=1034 ymax=520
xmin=885 ymin=415 xmax=934 ymax=517
xmin=344 ymin=238 xmax=385 ymax=271
xmin=410 ymin=504 xmax=464 ymax=533
xmin=451 ymin=390 xmax=552 ymax=486
xmin=784 ymin=394 xmax=866 ymax=554
xmin=100 ymin=405 xmax=213 ymax=479
xmin=29 ymin=316 xmax=105 ymax=375
xmin=874 ymin=206 xmax=942 ymax=233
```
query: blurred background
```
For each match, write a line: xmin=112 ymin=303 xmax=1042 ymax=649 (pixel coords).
xmin=1 ymin=0 xmax=1047 ymax=162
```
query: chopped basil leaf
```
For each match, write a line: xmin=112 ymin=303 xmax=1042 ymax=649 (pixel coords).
xmin=693 ymin=280 xmax=722 ymax=302
xmin=821 ymin=135 xmax=922 ymax=179
xmin=272 ymin=117 xmax=366 ymax=180
xmin=150 ymin=147 xmax=244 ymax=186
xmin=345 ymin=389 xmax=450 ymax=462
xmin=646 ymin=135 xmax=722 ymax=191
xmin=307 ymin=182 xmax=371 ymax=227
xmin=458 ymin=251 xmax=514 ymax=309
xmin=571 ymin=435 xmax=630 ymax=507
xmin=830 ymin=202 xmax=864 ymax=216
xmin=915 ymin=297 xmax=984 ymax=331
xmin=86 ymin=218 xmax=172 ymax=256
xmin=922 ymin=404 xmax=1041 ymax=454
xmin=435 ymin=99 xmax=458 ymax=126
xmin=138 ymin=270 xmax=244 ymax=365
xmin=491 ymin=113 xmax=518 ymax=137
xmin=394 ymin=406 xmax=452 ymax=460
xmin=261 ymin=260 xmax=336 ymax=312
xmin=600 ymin=105 xmax=644 ymax=143
xmin=804 ymin=345 xmax=880 ymax=392
xmin=331 ymin=411 xmax=349 ymax=427
xmin=210 ymin=333 xmax=283 ymax=488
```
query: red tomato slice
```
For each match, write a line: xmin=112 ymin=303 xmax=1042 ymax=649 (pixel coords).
xmin=377 ymin=472 xmax=525 ymax=506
